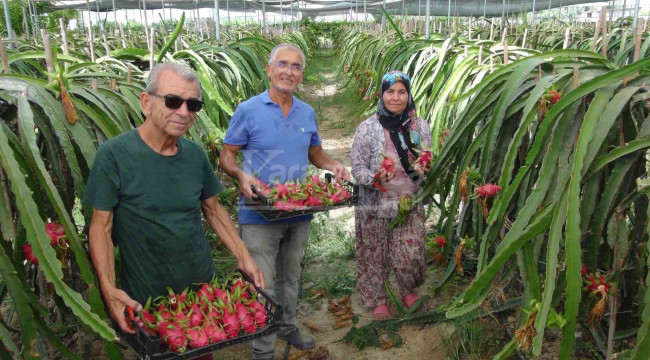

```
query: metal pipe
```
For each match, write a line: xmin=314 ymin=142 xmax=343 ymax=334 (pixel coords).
xmin=2 ymin=0 xmax=14 ymax=43
xmin=426 ymin=0 xmax=430 ymax=38
xmin=632 ymin=0 xmax=641 ymax=31
xmin=113 ymin=0 xmax=117 ymax=24
xmin=363 ymin=0 xmax=366 ymax=29
xmin=22 ymin=5 xmax=29 ymax=38
xmin=447 ymin=0 xmax=451 ymax=34
xmin=214 ymin=0 xmax=220 ymax=40
xmin=262 ymin=0 xmax=267 ymax=35
xmin=532 ymin=0 xmax=536 ymax=25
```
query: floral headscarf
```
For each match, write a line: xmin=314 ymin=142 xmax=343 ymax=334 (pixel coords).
xmin=376 ymin=70 xmax=420 ymax=182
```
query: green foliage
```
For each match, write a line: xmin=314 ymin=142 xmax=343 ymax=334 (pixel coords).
xmin=337 ymin=17 xmax=650 ymax=359
xmin=0 ymin=0 xmax=26 ymax=36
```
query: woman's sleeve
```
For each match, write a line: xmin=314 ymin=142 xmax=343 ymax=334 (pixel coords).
xmin=350 ymin=122 xmax=376 ymax=187
xmin=420 ymin=118 xmax=433 ymax=148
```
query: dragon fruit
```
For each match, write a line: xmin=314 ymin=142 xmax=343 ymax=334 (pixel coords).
xmin=305 ymin=195 xmax=323 ymax=207
xmin=433 ymin=236 xmax=446 ymax=249
xmin=380 ymin=153 xmax=396 ymax=178
xmin=205 ymin=322 xmax=228 ymax=343
xmin=186 ymin=327 xmax=210 ymax=348
xmin=45 ymin=222 xmax=65 ymax=246
xmin=240 ymin=315 xmax=257 ymax=333
xmin=416 ymin=149 xmax=433 ymax=168
xmin=197 ymin=283 xmax=215 ymax=302
xmin=274 ymin=183 xmax=290 ymax=199
xmin=548 ymin=90 xmax=561 ymax=104
xmin=167 ymin=288 xmax=187 ymax=312
xmin=188 ymin=305 xmax=204 ymax=328
xmin=221 ymin=310 xmax=241 ymax=338
xmin=476 ymin=183 xmax=502 ymax=198
xmin=22 ymin=244 xmax=39 ymax=265
xmin=137 ymin=277 xmax=269 ymax=353
xmin=160 ymin=324 xmax=188 ymax=353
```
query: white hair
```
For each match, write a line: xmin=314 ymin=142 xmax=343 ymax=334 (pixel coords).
xmin=268 ymin=43 xmax=306 ymax=68
xmin=146 ymin=63 xmax=202 ymax=98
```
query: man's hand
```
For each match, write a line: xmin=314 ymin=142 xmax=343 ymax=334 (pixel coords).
xmin=239 ymin=254 xmax=265 ymax=289
xmin=238 ymin=173 xmax=265 ymax=199
xmin=104 ymin=286 xmax=142 ymax=334
xmin=330 ymin=162 xmax=351 ymax=184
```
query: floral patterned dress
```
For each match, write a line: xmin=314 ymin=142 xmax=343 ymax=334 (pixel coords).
xmin=350 ymin=114 xmax=432 ymax=307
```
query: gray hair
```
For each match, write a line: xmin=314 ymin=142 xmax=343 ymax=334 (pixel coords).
xmin=145 ymin=63 xmax=202 ymax=99
xmin=268 ymin=43 xmax=306 ymax=69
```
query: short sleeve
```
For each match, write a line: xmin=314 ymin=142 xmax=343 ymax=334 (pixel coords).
xmin=310 ymin=110 xmax=322 ymax=146
xmin=223 ymin=106 xmax=249 ymax=146
xmin=82 ymin=144 xmax=120 ymax=211
xmin=200 ymin=150 xmax=225 ymax=200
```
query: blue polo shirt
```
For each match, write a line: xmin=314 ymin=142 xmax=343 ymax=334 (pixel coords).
xmin=223 ymin=90 xmax=322 ymax=224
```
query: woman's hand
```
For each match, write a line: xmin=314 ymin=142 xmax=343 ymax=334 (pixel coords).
xmin=414 ymin=162 xmax=431 ymax=175
xmin=378 ymin=168 xmax=396 ymax=183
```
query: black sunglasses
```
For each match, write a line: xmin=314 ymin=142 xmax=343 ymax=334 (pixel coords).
xmin=149 ymin=93 xmax=204 ymax=112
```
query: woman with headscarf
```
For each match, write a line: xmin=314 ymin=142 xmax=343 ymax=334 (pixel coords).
xmin=350 ymin=71 xmax=432 ymax=319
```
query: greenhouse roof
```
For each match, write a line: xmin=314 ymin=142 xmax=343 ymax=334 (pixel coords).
xmin=43 ymin=0 xmax=603 ymax=17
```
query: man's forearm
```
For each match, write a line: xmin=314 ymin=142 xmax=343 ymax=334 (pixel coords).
xmin=89 ymin=221 xmax=116 ymax=292
xmin=219 ymin=147 xmax=245 ymax=181
xmin=308 ymin=146 xmax=337 ymax=170
xmin=203 ymin=198 xmax=250 ymax=262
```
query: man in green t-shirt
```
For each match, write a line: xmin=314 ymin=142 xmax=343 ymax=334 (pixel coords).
xmin=84 ymin=63 xmax=263 ymax=335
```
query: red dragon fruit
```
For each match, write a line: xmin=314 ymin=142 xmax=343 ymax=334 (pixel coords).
xmin=22 ymin=244 xmax=39 ymax=265
xmin=548 ymin=90 xmax=561 ymax=104
xmin=240 ymin=314 xmax=257 ymax=333
xmin=248 ymin=299 xmax=267 ymax=328
xmin=476 ymin=183 xmax=502 ymax=198
xmin=197 ymin=283 xmax=215 ymax=302
xmin=221 ymin=310 xmax=241 ymax=338
xmin=230 ymin=278 xmax=251 ymax=300
xmin=139 ymin=309 xmax=157 ymax=335
xmin=188 ymin=305 xmax=204 ymax=328
xmin=305 ymin=195 xmax=323 ymax=207
xmin=380 ymin=153 xmax=396 ymax=178
xmin=159 ymin=323 xmax=188 ymax=353
xmin=158 ymin=309 xmax=172 ymax=322
xmin=274 ymin=183 xmax=290 ymax=199
xmin=45 ymin=222 xmax=65 ymax=246
xmin=185 ymin=327 xmax=210 ymax=348
xmin=205 ymin=322 xmax=228 ymax=343
xmin=416 ymin=149 xmax=433 ymax=168
xmin=338 ymin=188 xmax=351 ymax=200
xmin=433 ymin=236 xmax=446 ymax=249
xmin=167 ymin=288 xmax=187 ymax=312
xmin=327 ymin=193 xmax=342 ymax=204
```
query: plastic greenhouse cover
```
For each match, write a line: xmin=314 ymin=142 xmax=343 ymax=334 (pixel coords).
xmin=43 ymin=0 xmax=602 ymax=17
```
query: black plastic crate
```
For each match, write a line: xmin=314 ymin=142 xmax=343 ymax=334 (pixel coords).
xmin=244 ymin=174 xmax=359 ymax=221
xmin=118 ymin=272 xmax=282 ymax=360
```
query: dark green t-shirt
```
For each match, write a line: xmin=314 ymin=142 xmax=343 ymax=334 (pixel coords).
xmin=83 ymin=129 xmax=224 ymax=305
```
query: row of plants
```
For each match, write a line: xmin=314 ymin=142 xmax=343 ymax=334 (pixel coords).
xmin=0 ymin=19 xmax=317 ymax=359
xmin=336 ymin=16 xmax=650 ymax=359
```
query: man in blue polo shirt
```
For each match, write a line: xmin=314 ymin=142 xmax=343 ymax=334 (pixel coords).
xmin=220 ymin=43 xmax=349 ymax=359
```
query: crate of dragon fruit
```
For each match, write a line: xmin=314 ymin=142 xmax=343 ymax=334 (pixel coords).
xmin=119 ymin=271 xmax=282 ymax=360
xmin=244 ymin=173 xmax=359 ymax=221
